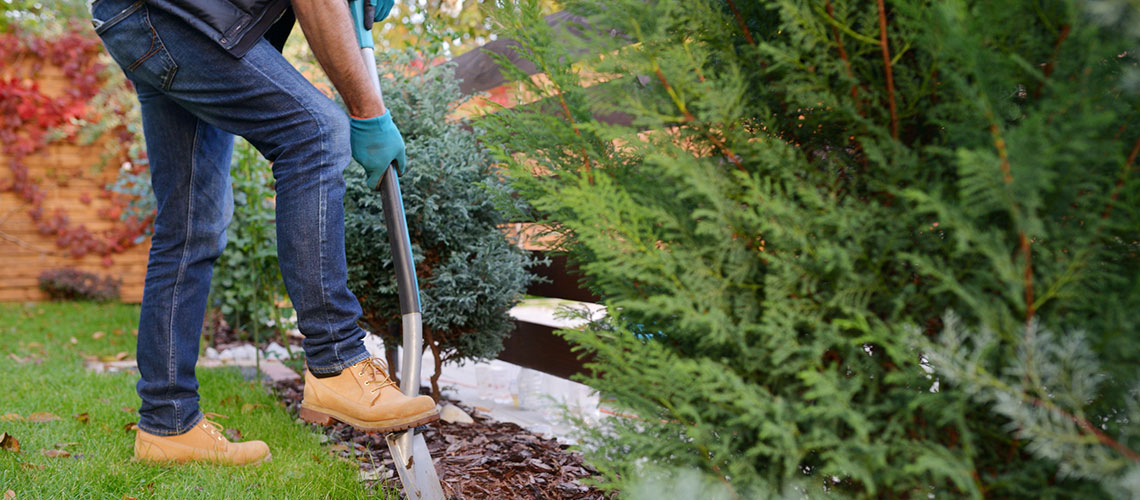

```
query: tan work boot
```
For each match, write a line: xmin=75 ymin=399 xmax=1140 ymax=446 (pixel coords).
xmin=300 ymin=357 xmax=438 ymax=433
xmin=134 ymin=413 xmax=270 ymax=466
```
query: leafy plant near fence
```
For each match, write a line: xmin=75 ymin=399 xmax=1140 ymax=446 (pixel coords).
xmin=0 ymin=27 xmax=152 ymax=265
xmin=209 ymin=138 xmax=290 ymax=345
xmin=482 ymin=0 xmax=1140 ymax=497
xmin=38 ymin=267 xmax=121 ymax=302
xmin=344 ymin=50 xmax=541 ymax=401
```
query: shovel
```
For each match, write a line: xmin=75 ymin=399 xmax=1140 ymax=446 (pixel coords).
xmin=349 ymin=1 xmax=446 ymax=498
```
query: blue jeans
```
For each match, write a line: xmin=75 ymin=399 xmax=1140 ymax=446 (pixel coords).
xmin=91 ymin=0 xmax=371 ymax=436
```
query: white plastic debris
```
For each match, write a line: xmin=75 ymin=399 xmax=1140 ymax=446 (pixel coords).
xmin=439 ymin=403 xmax=474 ymax=424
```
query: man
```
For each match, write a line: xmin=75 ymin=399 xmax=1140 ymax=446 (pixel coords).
xmin=89 ymin=0 xmax=437 ymax=465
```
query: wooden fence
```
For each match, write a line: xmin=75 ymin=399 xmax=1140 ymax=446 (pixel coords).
xmin=0 ymin=63 xmax=150 ymax=303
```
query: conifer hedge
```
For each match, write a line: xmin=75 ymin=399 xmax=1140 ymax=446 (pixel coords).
xmin=480 ymin=0 xmax=1140 ymax=497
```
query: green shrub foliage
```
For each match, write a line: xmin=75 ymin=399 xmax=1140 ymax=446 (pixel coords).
xmin=481 ymin=0 xmax=1140 ymax=497
xmin=210 ymin=138 xmax=289 ymax=343
xmin=344 ymin=51 xmax=541 ymax=400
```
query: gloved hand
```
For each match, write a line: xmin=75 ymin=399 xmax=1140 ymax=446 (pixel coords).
xmin=371 ymin=0 xmax=395 ymax=23
xmin=350 ymin=110 xmax=407 ymax=189
xmin=355 ymin=0 xmax=395 ymax=29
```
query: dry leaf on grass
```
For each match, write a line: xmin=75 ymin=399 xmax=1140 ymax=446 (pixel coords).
xmin=7 ymin=353 xmax=43 ymax=365
xmin=4 ymin=489 xmax=14 ymax=499
xmin=73 ymin=412 xmax=89 ymax=424
xmin=92 ymin=331 xmax=106 ymax=340
xmin=41 ymin=448 xmax=70 ymax=458
xmin=220 ymin=395 xmax=242 ymax=406
xmin=120 ymin=407 xmax=135 ymax=413
xmin=26 ymin=412 xmax=60 ymax=423
xmin=123 ymin=422 xmax=139 ymax=432
xmin=69 ymin=337 xmax=78 ymax=345
xmin=0 ymin=432 xmax=20 ymax=453
xmin=122 ymin=496 xmax=138 ymax=500
xmin=99 ymin=352 xmax=129 ymax=362
xmin=240 ymin=403 xmax=264 ymax=414
xmin=0 ymin=413 xmax=22 ymax=422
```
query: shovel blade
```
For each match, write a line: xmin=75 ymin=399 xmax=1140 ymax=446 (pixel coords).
xmin=386 ymin=430 xmax=445 ymax=500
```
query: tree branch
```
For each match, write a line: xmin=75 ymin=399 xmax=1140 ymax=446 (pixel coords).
xmin=876 ymin=0 xmax=898 ymax=139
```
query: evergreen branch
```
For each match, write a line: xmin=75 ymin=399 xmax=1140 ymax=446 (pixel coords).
xmin=876 ymin=0 xmax=898 ymax=139
xmin=1029 ymin=398 xmax=1140 ymax=463
xmin=1101 ymin=132 xmax=1140 ymax=220
xmin=552 ymin=85 xmax=595 ymax=183
xmin=989 ymin=121 xmax=1035 ymax=325
xmin=813 ymin=4 xmax=879 ymax=45
xmin=824 ymin=0 xmax=863 ymax=114
xmin=723 ymin=0 xmax=754 ymax=46
xmin=1035 ymin=24 xmax=1070 ymax=100
xmin=651 ymin=66 xmax=745 ymax=172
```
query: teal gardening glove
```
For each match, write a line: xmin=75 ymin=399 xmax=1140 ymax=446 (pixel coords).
xmin=350 ymin=110 xmax=407 ymax=189
xmin=371 ymin=0 xmax=395 ymax=23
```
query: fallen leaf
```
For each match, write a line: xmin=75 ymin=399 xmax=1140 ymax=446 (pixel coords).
xmin=0 ymin=432 xmax=20 ymax=453
xmin=99 ymin=352 xmax=130 ymax=362
xmin=220 ymin=394 xmax=242 ymax=406
xmin=240 ymin=403 xmax=264 ymax=414
xmin=120 ymin=406 xmax=135 ymax=413
xmin=328 ymin=443 xmax=349 ymax=454
xmin=41 ymin=448 xmax=70 ymax=458
xmin=122 ymin=496 xmax=138 ymax=500
xmin=69 ymin=337 xmax=78 ymax=345
xmin=73 ymin=412 xmax=89 ymax=424
xmin=92 ymin=331 xmax=106 ymax=340
xmin=3 ymin=490 xmax=13 ymax=499
xmin=113 ymin=328 xmax=124 ymax=336
xmin=131 ymin=329 xmax=138 ymax=336
xmin=224 ymin=428 xmax=242 ymax=441
xmin=123 ymin=422 xmax=138 ymax=432
xmin=26 ymin=412 xmax=60 ymax=423
xmin=0 ymin=413 xmax=22 ymax=422
xmin=19 ymin=463 xmax=43 ymax=471
xmin=6 ymin=353 xmax=42 ymax=364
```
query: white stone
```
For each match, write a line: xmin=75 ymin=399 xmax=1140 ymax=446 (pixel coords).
xmin=438 ymin=403 xmax=474 ymax=424
xmin=205 ymin=347 xmax=219 ymax=359
xmin=264 ymin=342 xmax=291 ymax=360
xmin=362 ymin=333 xmax=386 ymax=359
xmin=223 ymin=344 xmax=259 ymax=361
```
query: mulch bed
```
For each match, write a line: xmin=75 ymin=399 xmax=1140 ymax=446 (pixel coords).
xmin=271 ymin=378 xmax=609 ymax=500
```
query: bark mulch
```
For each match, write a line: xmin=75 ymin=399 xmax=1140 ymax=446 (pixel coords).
xmin=271 ymin=378 xmax=609 ymax=500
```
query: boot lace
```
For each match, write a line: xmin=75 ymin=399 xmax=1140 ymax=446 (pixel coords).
xmin=355 ymin=358 xmax=399 ymax=404
xmin=200 ymin=412 xmax=230 ymax=442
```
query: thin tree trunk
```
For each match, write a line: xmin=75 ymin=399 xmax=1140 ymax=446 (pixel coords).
xmin=423 ymin=326 xmax=444 ymax=402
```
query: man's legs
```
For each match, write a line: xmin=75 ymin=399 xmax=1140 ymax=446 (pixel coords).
xmin=93 ymin=0 xmax=370 ymax=436
xmin=134 ymin=80 xmax=234 ymax=435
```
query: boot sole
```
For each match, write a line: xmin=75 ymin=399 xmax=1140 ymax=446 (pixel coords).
xmin=299 ymin=404 xmax=439 ymax=434
xmin=131 ymin=451 xmax=273 ymax=467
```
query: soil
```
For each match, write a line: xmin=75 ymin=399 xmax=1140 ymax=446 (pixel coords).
xmin=270 ymin=378 xmax=609 ymax=500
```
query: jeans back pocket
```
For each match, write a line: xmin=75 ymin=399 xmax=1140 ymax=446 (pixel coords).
xmin=92 ymin=0 xmax=179 ymax=90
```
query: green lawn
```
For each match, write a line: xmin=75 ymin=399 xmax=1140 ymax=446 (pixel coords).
xmin=0 ymin=302 xmax=384 ymax=499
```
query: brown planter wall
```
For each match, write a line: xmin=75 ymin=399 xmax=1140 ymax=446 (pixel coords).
xmin=0 ymin=64 xmax=150 ymax=303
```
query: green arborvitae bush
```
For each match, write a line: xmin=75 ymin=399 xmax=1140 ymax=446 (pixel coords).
xmin=210 ymin=138 xmax=290 ymax=343
xmin=480 ymin=0 xmax=1140 ymax=497
xmin=343 ymin=50 xmax=542 ymax=401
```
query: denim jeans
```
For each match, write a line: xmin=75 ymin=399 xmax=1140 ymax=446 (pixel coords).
xmin=91 ymin=0 xmax=371 ymax=436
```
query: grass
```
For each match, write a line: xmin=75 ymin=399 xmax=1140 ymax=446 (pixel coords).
xmin=0 ymin=302 xmax=386 ymax=499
